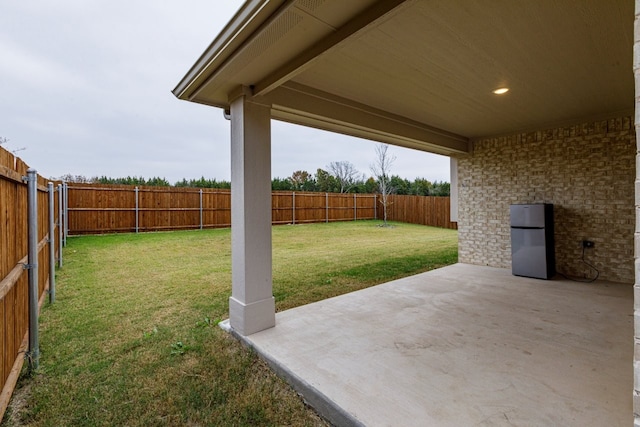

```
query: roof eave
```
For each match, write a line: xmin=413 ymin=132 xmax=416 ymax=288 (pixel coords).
xmin=172 ymin=0 xmax=284 ymax=101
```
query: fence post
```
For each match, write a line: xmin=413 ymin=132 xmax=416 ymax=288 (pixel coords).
xmin=374 ymin=194 xmax=377 ymax=220
xmin=24 ymin=169 xmax=39 ymax=371
xmin=57 ymin=184 xmax=63 ymax=267
xmin=199 ymin=189 xmax=203 ymax=230
xmin=325 ymin=192 xmax=328 ymax=223
xmin=48 ymin=183 xmax=56 ymax=304
xmin=354 ymin=193 xmax=357 ymax=221
xmin=63 ymin=182 xmax=68 ymax=246
xmin=292 ymin=192 xmax=296 ymax=225
xmin=135 ymin=186 xmax=139 ymax=233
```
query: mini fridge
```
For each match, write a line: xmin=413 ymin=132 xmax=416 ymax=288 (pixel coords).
xmin=510 ymin=204 xmax=555 ymax=279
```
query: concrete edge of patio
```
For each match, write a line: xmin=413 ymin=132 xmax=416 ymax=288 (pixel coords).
xmin=220 ymin=319 xmax=362 ymax=427
xmin=220 ymin=263 xmax=633 ymax=426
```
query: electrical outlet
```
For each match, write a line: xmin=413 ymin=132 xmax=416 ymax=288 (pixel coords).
xmin=582 ymin=240 xmax=594 ymax=248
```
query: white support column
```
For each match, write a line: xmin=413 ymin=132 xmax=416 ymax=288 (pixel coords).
xmin=228 ymin=88 xmax=275 ymax=336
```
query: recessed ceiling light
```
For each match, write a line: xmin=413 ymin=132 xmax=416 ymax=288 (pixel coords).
xmin=493 ymin=87 xmax=509 ymax=95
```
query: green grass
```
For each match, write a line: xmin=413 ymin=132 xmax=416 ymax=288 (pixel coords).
xmin=3 ymin=220 xmax=457 ymax=426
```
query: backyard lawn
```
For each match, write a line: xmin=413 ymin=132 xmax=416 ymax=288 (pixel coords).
xmin=3 ymin=220 xmax=457 ymax=426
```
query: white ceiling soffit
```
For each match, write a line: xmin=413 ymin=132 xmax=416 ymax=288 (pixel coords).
xmin=174 ymin=0 xmax=633 ymax=150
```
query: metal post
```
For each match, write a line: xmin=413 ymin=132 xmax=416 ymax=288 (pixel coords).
xmin=292 ymin=192 xmax=296 ymax=225
xmin=374 ymin=194 xmax=377 ymax=220
xmin=24 ymin=169 xmax=39 ymax=371
xmin=63 ymin=182 xmax=68 ymax=246
xmin=199 ymin=189 xmax=203 ymax=230
xmin=47 ymin=183 xmax=55 ymax=304
xmin=354 ymin=193 xmax=357 ymax=221
xmin=325 ymin=192 xmax=329 ymax=223
xmin=57 ymin=184 xmax=63 ymax=267
xmin=135 ymin=186 xmax=139 ymax=233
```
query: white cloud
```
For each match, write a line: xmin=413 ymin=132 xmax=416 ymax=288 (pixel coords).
xmin=1 ymin=0 xmax=449 ymax=184
xmin=0 ymin=37 xmax=87 ymax=92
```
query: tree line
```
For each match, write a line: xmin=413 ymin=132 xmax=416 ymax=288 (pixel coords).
xmin=60 ymin=171 xmax=449 ymax=196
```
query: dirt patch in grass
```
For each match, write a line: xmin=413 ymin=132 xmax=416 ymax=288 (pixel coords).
xmin=2 ymin=378 xmax=31 ymax=427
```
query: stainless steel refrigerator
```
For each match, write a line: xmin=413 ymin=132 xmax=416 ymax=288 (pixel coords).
xmin=510 ymin=204 xmax=555 ymax=279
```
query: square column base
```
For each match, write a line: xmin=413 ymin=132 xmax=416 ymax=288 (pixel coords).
xmin=229 ymin=296 xmax=276 ymax=336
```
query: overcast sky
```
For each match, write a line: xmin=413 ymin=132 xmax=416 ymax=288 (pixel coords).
xmin=1 ymin=1 xmax=450 ymax=184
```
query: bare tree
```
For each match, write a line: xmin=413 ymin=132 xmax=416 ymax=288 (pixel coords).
xmin=370 ymin=144 xmax=396 ymax=226
xmin=327 ymin=160 xmax=361 ymax=193
xmin=57 ymin=173 xmax=91 ymax=183
xmin=0 ymin=137 xmax=26 ymax=154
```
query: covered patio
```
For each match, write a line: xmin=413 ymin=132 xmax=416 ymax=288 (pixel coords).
xmin=228 ymin=263 xmax=632 ymax=426
xmin=173 ymin=0 xmax=638 ymax=423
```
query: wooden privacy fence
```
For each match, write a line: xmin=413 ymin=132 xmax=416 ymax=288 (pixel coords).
xmin=272 ymin=191 xmax=376 ymax=225
xmin=66 ymin=185 xmax=379 ymax=234
xmin=65 ymin=184 xmax=456 ymax=234
xmin=384 ymin=194 xmax=457 ymax=230
xmin=0 ymin=148 xmax=61 ymax=421
xmin=67 ymin=185 xmax=231 ymax=234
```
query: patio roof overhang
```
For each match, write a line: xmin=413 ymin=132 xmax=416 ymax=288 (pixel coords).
xmin=173 ymin=0 xmax=634 ymax=156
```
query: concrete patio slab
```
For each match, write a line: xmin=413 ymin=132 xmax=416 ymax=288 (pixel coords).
xmin=229 ymin=263 xmax=633 ymax=426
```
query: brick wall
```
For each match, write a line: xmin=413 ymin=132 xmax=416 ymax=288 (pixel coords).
xmin=456 ymin=116 xmax=635 ymax=284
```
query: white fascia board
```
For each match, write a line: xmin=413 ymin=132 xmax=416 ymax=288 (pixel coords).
xmin=172 ymin=0 xmax=283 ymax=100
